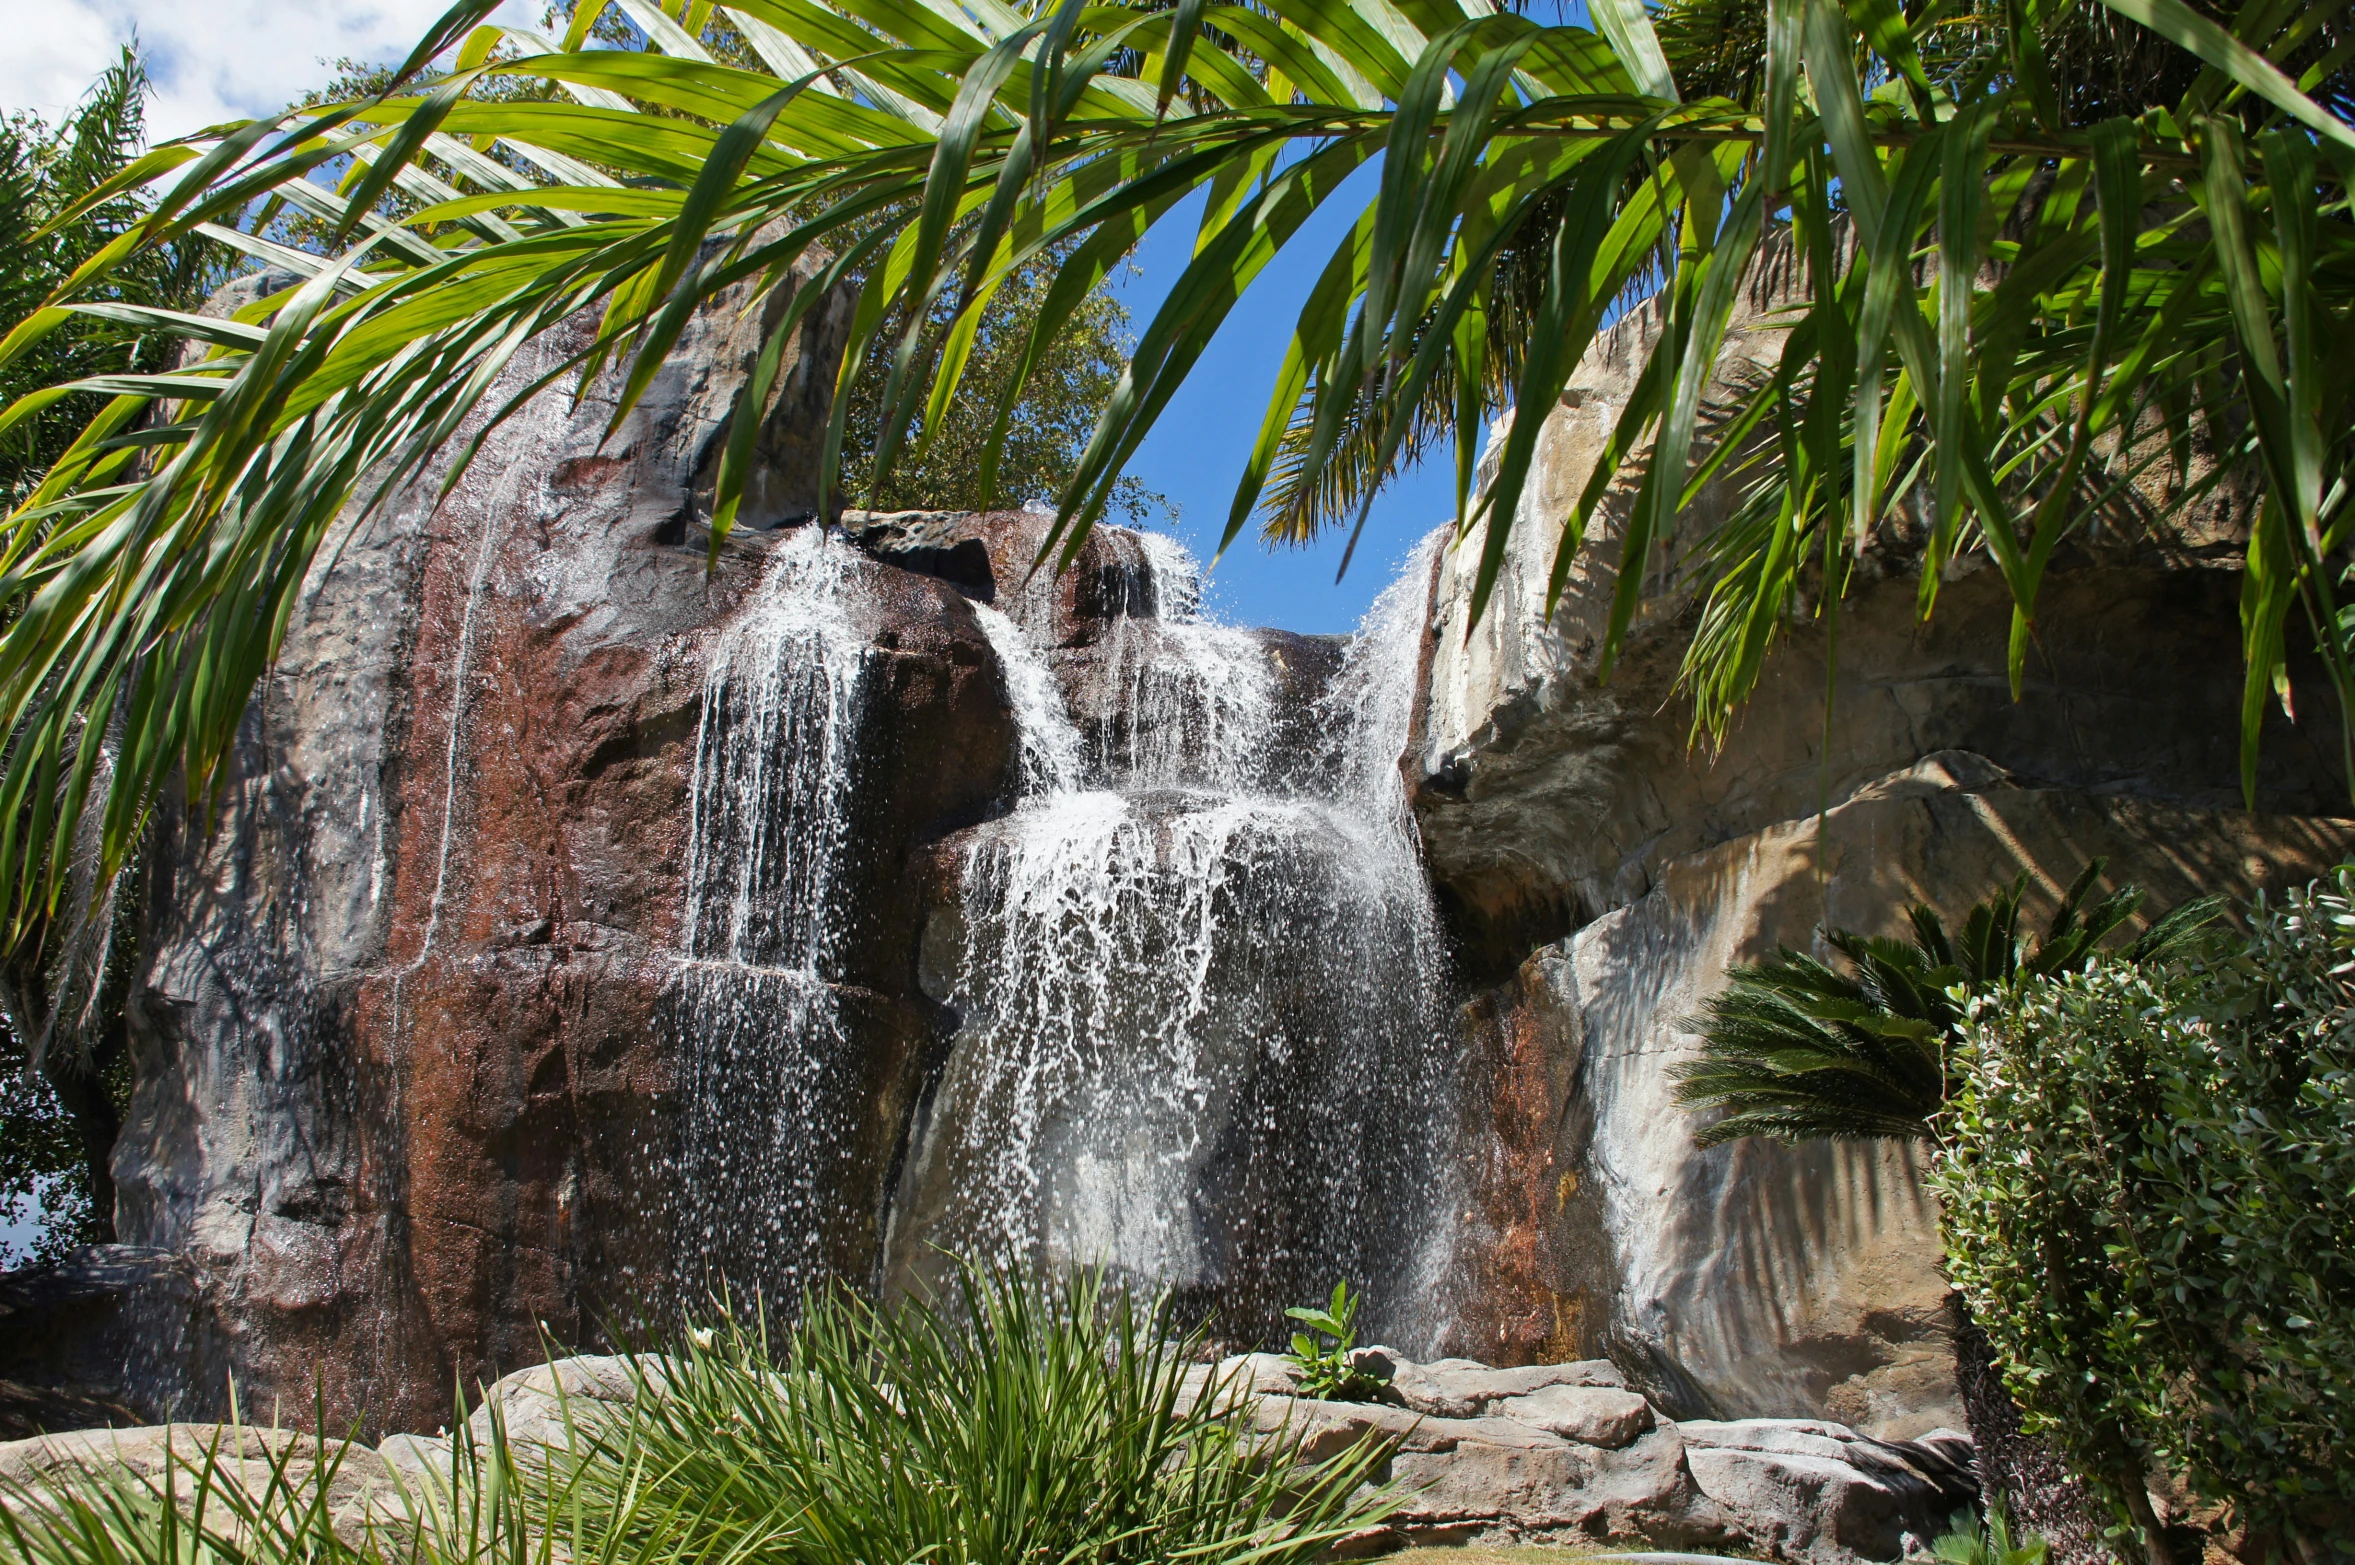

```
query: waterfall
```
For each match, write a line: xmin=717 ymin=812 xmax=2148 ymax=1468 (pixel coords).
xmin=891 ymin=530 xmax=1455 ymax=1345
xmin=971 ymin=601 xmax=1082 ymax=796
xmin=1079 ymin=531 xmax=1279 ymax=791
xmin=670 ymin=527 xmax=874 ymax=1302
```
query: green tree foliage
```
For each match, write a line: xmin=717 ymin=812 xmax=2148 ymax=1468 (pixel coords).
xmin=0 ymin=48 xmax=226 ymax=507
xmin=1 ymin=0 xmax=2351 ymax=939
xmin=0 ymin=48 xmax=203 ymax=1268
xmin=836 ymin=249 xmax=1171 ymax=520
xmin=1672 ymin=861 xmax=2221 ymax=1145
xmin=1936 ymin=868 xmax=2355 ymax=1562
xmin=0 ymin=1031 xmax=105 ymax=1267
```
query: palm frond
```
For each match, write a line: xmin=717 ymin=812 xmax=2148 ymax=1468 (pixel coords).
xmin=1 ymin=0 xmax=2351 ymax=937
xmin=1675 ymin=859 xmax=2219 ymax=1145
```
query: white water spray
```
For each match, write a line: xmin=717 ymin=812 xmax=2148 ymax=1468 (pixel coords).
xmin=891 ymin=527 xmax=1454 ymax=1343
xmin=671 ymin=528 xmax=874 ymax=1299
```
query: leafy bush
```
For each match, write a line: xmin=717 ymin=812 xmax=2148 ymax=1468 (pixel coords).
xmin=1282 ymin=1280 xmax=1394 ymax=1402
xmin=578 ymin=1265 xmax=1395 ymax=1565
xmin=1935 ymin=868 xmax=2355 ymax=1561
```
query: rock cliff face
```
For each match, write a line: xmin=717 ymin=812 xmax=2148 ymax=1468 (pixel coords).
xmin=108 ymin=272 xmax=1030 ymax=1434
xmin=1409 ymin=279 xmax=2355 ymax=1433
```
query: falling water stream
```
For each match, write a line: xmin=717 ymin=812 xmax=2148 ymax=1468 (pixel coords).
xmin=670 ymin=521 xmax=1455 ymax=1343
xmin=670 ymin=527 xmax=875 ymax=1300
xmin=888 ymin=531 xmax=1455 ymax=1343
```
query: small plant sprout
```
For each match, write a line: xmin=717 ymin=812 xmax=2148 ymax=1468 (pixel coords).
xmin=1283 ymin=1281 xmax=1393 ymax=1402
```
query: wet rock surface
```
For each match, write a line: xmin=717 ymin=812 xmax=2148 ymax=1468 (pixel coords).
xmin=89 ymin=265 xmax=1026 ymax=1436
xmin=0 ymin=1247 xmax=211 ymax=1428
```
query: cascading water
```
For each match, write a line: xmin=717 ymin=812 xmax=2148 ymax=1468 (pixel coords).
xmin=669 ymin=527 xmax=875 ymax=1302
xmin=889 ymin=529 xmax=1457 ymax=1345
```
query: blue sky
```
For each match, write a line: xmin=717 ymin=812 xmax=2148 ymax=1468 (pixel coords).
xmin=1104 ymin=0 xmax=1596 ymax=633
xmin=1110 ymin=165 xmax=1470 ymax=636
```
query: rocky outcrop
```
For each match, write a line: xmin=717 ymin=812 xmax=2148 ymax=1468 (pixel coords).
xmin=1435 ymin=760 xmax=2355 ymax=1430
xmin=1416 ymin=276 xmax=2342 ymax=976
xmin=1412 ymin=268 xmax=2355 ymax=1434
xmin=102 ymin=266 xmax=1030 ymax=1435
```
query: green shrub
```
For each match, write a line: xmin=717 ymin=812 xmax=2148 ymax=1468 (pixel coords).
xmin=1935 ymin=869 xmax=2355 ymax=1561
xmin=0 ymin=1267 xmax=1388 ymax=1565
xmin=576 ymin=1264 xmax=1395 ymax=1565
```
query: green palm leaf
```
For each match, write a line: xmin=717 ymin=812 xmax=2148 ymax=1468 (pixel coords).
xmin=1673 ymin=858 xmax=2225 ymax=1145
xmin=1 ymin=0 xmax=2352 ymax=942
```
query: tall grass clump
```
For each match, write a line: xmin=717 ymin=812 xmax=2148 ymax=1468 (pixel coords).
xmin=0 ymin=1404 xmax=768 ymax=1565
xmin=0 ymin=1265 xmax=1389 ymax=1565
xmin=577 ymin=1263 xmax=1396 ymax=1565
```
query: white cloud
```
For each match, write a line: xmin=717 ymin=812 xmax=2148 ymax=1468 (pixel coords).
xmin=3 ymin=0 xmax=540 ymax=143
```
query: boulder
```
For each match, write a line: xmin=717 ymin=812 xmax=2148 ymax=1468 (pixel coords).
xmin=1493 ymin=1382 xmax=1654 ymax=1447
xmin=1222 ymin=1347 xmax=1958 ymax=1562
xmin=0 ymin=1424 xmax=398 ymax=1541
xmin=376 ymin=1432 xmax=454 ymax=1488
xmin=1388 ymin=1357 xmax=1626 ymax=1420
xmin=1679 ymin=1420 xmax=1977 ymax=1565
xmin=464 ymin=1354 xmax=662 ymax=1453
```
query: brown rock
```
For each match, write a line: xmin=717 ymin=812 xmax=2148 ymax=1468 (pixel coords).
xmin=109 ymin=265 xmax=1014 ymax=1437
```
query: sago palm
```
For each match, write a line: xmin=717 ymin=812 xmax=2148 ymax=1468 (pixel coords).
xmin=1671 ymin=858 xmax=2224 ymax=1144
xmin=0 ymin=0 xmax=2349 ymax=942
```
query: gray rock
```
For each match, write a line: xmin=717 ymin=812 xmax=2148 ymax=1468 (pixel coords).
xmin=1494 ymin=1382 xmax=1653 ymax=1447
xmin=1680 ymin=1419 xmax=1977 ymax=1565
xmin=1389 ymin=1357 xmax=1625 ymax=1420
xmin=1215 ymin=1352 xmax=1973 ymax=1563
xmin=466 ymin=1355 xmax=663 ymax=1454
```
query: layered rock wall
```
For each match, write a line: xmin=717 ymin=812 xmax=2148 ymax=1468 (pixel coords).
xmin=1411 ymin=271 xmax=2355 ymax=1432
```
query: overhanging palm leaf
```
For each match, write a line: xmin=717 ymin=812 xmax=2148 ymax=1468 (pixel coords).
xmin=1673 ymin=859 xmax=2224 ymax=1145
xmin=0 ymin=0 xmax=2349 ymax=944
